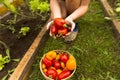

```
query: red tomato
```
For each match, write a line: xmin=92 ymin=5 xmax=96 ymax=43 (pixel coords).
xmin=50 ymin=25 xmax=58 ymax=35
xmin=53 ymin=60 xmax=61 ymax=69
xmin=60 ymin=53 xmax=69 ymax=63
xmin=58 ymin=28 xmax=68 ymax=36
xmin=54 ymin=18 xmax=66 ymax=29
xmin=58 ymin=70 xmax=71 ymax=80
xmin=46 ymin=68 xmax=58 ymax=79
xmin=42 ymin=57 xmax=52 ymax=67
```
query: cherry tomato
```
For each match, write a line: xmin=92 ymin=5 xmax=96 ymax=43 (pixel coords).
xmin=60 ymin=62 xmax=65 ymax=69
xmin=58 ymin=28 xmax=68 ymax=36
xmin=58 ymin=70 xmax=71 ymax=80
xmin=46 ymin=50 xmax=57 ymax=60
xmin=42 ymin=57 xmax=52 ymax=67
xmin=53 ymin=60 xmax=61 ymax=69
xmin=60 ymin=53 xmax=69 ymax=63
xmin=43 ymin=68 xmax=47 ymax=73
xmin=50 ymin=25 xmax=58 ymax=35
xmin=46 ymin=68 xmax=58 ymax=79
xmin=56 ymin=69 xmax=62 ymax=75
xmin=54 ymin=18 xmax=66 ymax=29
xmin=56 ymin=54 xmax=60 ymax=60
xmin=41 ymin=63 xmax=46 ymax=69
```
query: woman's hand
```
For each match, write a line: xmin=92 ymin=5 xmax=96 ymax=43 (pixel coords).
xmin=64 ymin=18 xmax=75 ymax=36
xmin=65 ymin=18 xmax=75 ymax=31
xmin=46 ymin=21 xmax=57 ymax=39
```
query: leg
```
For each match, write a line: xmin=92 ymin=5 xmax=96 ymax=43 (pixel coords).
xmin=50 ymin=0 xmax=67 ymax=20
xmin=64 ymin=0 xmax=81 ymax=43
xmin=65 ymin=0 xmax=81 ymax=14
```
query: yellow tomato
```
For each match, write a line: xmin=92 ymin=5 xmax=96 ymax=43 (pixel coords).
xmin=46 ymin=50 xmax=57 ymax=60
xmin=41 ymin=63 xmax=46 ymax=69
xmin=61 ymin=62 xmax=65 ymax=69
xmin=50 ymin=67 xmax=56 ymax=70
xmin=56 ymin=54 xmax=60 ymax=60
xmin=66 ymin=59 xmax=76 ymax=70
xmin=56 ymin=69 xmax=62 ymax=74
xmin=43 ymin=68 xmax=47 ymax=73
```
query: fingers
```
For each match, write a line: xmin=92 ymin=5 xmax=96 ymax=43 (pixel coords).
xmin=46 ymin=21 xmax=53 ymax=30
xmin=49 ymin=30 xmax=52 ymax=36
xmin=65 ymin=18 xmax=75 ymax=31
xmin=49 ymin=29 xmax=57 ymax=39
xmin=69 ymin=20 xmax=75 ymax=31
xmin=65 ymin=32 xmax=71 ymax=36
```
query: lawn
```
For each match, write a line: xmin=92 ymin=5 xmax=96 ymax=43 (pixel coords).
xmin=28 ymin=1 xmax=120 ymax=80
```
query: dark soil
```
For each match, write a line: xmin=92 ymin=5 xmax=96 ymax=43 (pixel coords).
xmin=0 ymin=11 xmax=48 ymax=78
xmin=107 ymin=0 xmax=115 ymax=7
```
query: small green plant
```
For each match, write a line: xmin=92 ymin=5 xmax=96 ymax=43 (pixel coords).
xmin=113 ymin=0 xmax=120 ymax=20
xmin=0 ymin=40 xmax=10 ymax=71
xmin=0 ymin=40 xmax=20 ymax=71
xmin=29 ymin=0 xmax=49 ymax=13
xmin=0 ymin=49 xmax=10 ymax=71
xmin=29 ymin=0 xmax=50 ymax=20
xmin=3 ymin=0 xmax=17 ymax=14
xmin=19 ymin=27 xmax=30 ymax=36
xmin=1 ymin=68 xmax=15 ymax=80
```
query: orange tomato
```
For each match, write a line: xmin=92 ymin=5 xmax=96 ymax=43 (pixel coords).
xmin=66 ymin=58 xmax=76 ymax=70
xmin=46 ymin=50 xmax=57 ymax=60
xmin=69 ymin=55 xmax=75 ymax=60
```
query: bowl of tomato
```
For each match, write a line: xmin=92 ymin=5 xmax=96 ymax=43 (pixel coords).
xmin=40 ymin=50 xmax=76 ymax=80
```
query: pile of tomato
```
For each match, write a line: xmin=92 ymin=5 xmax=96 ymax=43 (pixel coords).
xmin=50 ymin=18 xmax=71 ymax=37
xmin=40 ymin=50 xmax=76 ymax=80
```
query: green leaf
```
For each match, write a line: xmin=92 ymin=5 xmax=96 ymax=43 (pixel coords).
xmin=12 ymin=58 xmax=20 ymax=62
xmin=8 ymin=68 xmax=15 ymax=74
xmin=0 ymin=0 xmax=3 ymax=4
xmin=6 ymin=49 xmax=10 ymax=57
xmin=3 ymin=0 xmax=17 ymax=13
xmin=1 ymin=74 xmax=8 ymax=80
xmin=0 ymin=65 xmax=4 ymax=71
xmin=19 ymin=27 xmax=30 ymax=36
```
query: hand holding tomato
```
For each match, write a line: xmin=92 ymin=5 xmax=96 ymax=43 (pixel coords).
xmin=65 ymin=17 xmax=75 ymax=32
xmin=46 ymin=18 xmax=75 ymax=39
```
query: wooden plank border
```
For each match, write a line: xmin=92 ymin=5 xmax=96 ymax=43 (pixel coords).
xmin=100 ymin=0 xmax=120 ymax=39
xmin=8 ymin=18 xmax=51 ymax=80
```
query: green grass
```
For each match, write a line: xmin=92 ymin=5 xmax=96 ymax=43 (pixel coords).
xmin=28 ymin=1 xmax=120 ymax=80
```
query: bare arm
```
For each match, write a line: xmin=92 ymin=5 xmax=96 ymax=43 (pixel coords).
xmin=66 ymin=0 xmax=91 ymax=21
xmin=50 ymin=0 xmax=62 ymax=19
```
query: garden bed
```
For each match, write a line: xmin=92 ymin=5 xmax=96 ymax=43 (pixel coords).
xmin=100 ymin=0 xmax=120 ymax=39
xmin=0 ymin=0 xmax=50 ymax=79
xmin=0 ymin=14 xmax=49 ymax=79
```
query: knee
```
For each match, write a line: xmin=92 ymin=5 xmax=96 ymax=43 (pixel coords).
xmin=61 ymin=10 xmax=67 ymax=18
xmin=50 ymin=10 xmax=67 ymax=20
